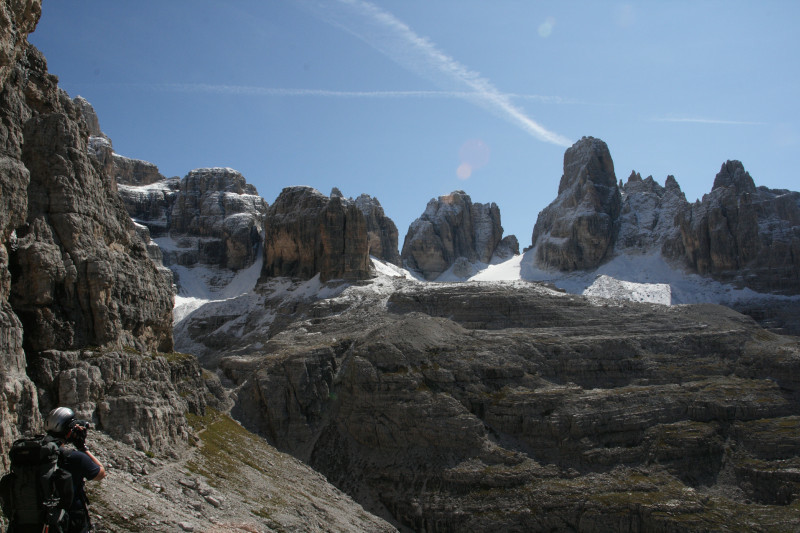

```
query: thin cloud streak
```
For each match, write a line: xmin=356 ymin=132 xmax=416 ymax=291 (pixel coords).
xmin=153 ymin=83 xmax=573 ymax=103
xmin=297 ymin=0 xmax=573 ymax=147
xmin=653 ymin=116 xmax=766 ymax=126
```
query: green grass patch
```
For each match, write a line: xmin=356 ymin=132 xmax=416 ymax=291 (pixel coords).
xmin=159 ymin=351 xmax=196 ymax=363
xmin=185 ymin=409 xmax=272 ymax=493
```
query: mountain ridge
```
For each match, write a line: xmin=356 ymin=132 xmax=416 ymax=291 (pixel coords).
xmin=1 ymin=2 xmax=799 ymax=531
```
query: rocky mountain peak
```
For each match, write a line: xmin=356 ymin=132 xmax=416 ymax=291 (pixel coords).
xmin=158 ymin=168 xmax=267 ymax=272
xmin=262 ymin=186 xmax=370 ymax=282
xmin=72 ymin=95 xmax=105 ymax=138
xmin=712 ymin=159 xmax=756 ymax=194
xmin=626 ymin=170 xmax=642 ymax=184
xmin=184 ymin=167 xmax=258 ymax=195
xmin=354 ymin=193 xmax=401 ymax=265
xmin=531 ymin=136 xmax=621 ymax=271
xmin=664 ymin=174 xmax=681 ymax=192
xmin=675 ymin=160 xmax=800 ymax=293
xmin=617 ymin=172 xmax=688 ymax=252
xmin=401 ymin=190 xmax=509 ymax=280
xmin=559 ymin=135 xmax=617 ymax=194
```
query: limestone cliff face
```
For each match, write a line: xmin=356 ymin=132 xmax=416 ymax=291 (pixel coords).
xmin=117 ymin=178 xmax=181 ymax=239
xmin=261 ymin=186 xmax=370 ymax=282
xmin=673 ymin=161 xmax=800 ymax=294
xmin=0 ymin=0 xmax=43 ymax=457
xmin=113 ymin=154 xmax=167 ymax=187
xmin=401 ymin=190 xmax=510 ymax=280
xmin=618 ymin=171 xmax=688 ymax=253
xmin=354 ymin=193 xmax=401 ymax=265
xmin=531 ymin=139 xmax=800 ymax=297
xmin=166 ymin=167 xmax=267 ymax=271
xmin=11 ymin=67 xmax=173 ymax=353
xmin=531 ymin=136 xmax=621 ymax=271
xmin=0 ymin=0 xmax=220 ymax=469
xmin=115 ymin=164 xmax=267 ymax=273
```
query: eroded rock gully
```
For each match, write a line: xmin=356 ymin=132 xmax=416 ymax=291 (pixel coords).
xmin=218 ymin=280 xmax=800 ymax=531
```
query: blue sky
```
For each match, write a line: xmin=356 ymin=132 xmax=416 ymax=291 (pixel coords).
xmin=30 ymin=1 xmax=799 ymax=245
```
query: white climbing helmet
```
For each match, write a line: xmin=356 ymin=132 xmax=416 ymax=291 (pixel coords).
xmin=44 ymin=407 xmax=75 ymax=437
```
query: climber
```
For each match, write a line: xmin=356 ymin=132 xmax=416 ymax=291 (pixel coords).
xmin=44 ymin=407 xmax=106 ymax=533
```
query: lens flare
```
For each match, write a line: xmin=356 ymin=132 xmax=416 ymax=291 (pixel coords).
xmin=455 ymin=139 xmax=490 ymax=180
xmin=538 ymin=16 xmax=556 ymax=38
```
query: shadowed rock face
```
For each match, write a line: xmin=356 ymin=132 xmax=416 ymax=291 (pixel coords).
xmin=0 ymin=0 xmax=221 ymax=470
xmin=262 ymin=186 xmax=371 ymax=282
xmin=11 ymin=77 xmax=174 ymax=354
xmin=532 ymin=136 xmax=621 ymax=271
xmin=673 ymin=160 xmax=800 ymax=294
xmin=354 ymin=193 xmax=401 ymax=266
xmin=168 ymin=167 xmax=267 ymax=271
xmin=0 ymin=0 xmax=45 ymax=469
xmin=215 ymin=278 xmax=800 ymax=531
xmin=401 ymin=190 xmax=509 ymax=280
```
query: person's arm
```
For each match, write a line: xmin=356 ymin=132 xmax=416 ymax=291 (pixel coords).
xmin=82 ymin=447 xmax=106 ymax=481
xmin=70 ymin=422 xmax=106 ymax=481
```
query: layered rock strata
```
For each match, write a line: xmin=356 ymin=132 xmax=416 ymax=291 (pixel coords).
xmin=401 ymin=190 xmax=511 ymax=280
xmin=168 ymin=167 xmax=267 ymax=271
xmin=115 ymin=167 xmax=267 ymax=273
xmin=531 ymin=136 xmax=621 ymax=271
xmin=117 ymin=178 xmax=181 ymax=238
xmin=261 ymin=186 xmax=370 ymax=282
xmin=213 ymin=277 xmax=800 ymax=531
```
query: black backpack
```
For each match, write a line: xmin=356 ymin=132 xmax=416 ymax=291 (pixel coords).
xmin=0 ymin=435 xmax=73 ymax=533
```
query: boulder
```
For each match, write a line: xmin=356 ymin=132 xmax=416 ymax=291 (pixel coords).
xmin=261 ymin=186 xmax=370 ymax=282
xmin=401 ymin=190 xmax=507 ymax=279
xmin=531 ymin=136 xmax=621 ymax=271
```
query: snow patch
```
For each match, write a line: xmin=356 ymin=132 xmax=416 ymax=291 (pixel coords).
xmin=584 ymin=275 xmax=671 ymax=305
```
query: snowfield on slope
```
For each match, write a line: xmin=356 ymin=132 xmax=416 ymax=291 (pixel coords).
xmin=165 ymin=241 xmax=798 ymax=352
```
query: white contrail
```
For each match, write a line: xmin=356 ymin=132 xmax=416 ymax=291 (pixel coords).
xmin=156 ymin=84 xmax=457 ymax=98
xmin=652 ymin=116 xmax=766 ymax=126
xmin=153 ymin=83 xmax=570 ymax=103
xmin=297 ymin=0 xmax=573 ymax=147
